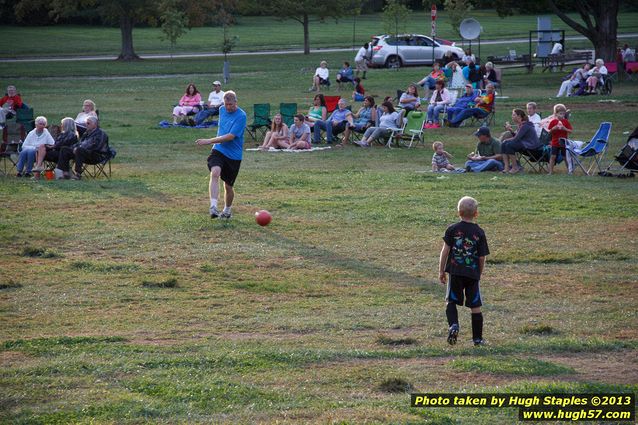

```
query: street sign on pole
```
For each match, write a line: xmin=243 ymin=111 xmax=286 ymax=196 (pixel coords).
xmin=431 ymin=4 xmax=437 ymax=64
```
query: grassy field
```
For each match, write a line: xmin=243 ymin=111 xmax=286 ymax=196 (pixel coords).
xmin=1 ymin=11 xmax=638 ymax=57
xmin=1 ymin=27 xmax=638 ymax=424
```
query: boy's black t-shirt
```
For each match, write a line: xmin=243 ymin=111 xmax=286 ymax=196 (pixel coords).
xmin=443 ymin=221 xmax=490 ymax=280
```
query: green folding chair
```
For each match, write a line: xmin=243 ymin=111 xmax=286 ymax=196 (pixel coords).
xmin=247 ymin=103 xmax=271 ymax=141
xmin=16 ymin=107 xmax=35 ymax=132
xmin=279 ymin=103 xmax=297 ymax=128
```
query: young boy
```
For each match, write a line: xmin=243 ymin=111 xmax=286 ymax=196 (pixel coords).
xmin=547 ymin=104 xmax=573 ymax=175
xmin=438 ymin=196 xmax=490 ymax=346
xmin=432 ymin=141 xmax=456 ymax=172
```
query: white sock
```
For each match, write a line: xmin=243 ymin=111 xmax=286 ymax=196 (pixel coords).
xmin=210 ymin=199 xmax=218 ymax=209
xmin=223 ymin=206 xmax=231 ymax=214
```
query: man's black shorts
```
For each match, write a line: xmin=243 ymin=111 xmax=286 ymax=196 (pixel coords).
xmin=446 ymin=274 xmax=482 ymax=308
xmin=207 ymin=150 xmax=242 ymax=187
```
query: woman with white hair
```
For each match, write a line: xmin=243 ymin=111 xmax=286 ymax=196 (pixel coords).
xmin=585 ymin=59 xmax=608 ymax=93
xmin=75 ymin=99 xmax=98 ymax=135
xmin=482 ymin=62 xmax=498 ymax=89
xmin=15 ymin=116 xmax=54 ymax=177
xmin=310 ymin=61 xmax=330 ymax=92
xmin=33 ymin=117 xmax=79 ymax=173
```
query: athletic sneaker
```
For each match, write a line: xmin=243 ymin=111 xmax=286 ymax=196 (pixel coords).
xmin=447 ymin=324 xmax=459 ymax=345
xmin=473 ymin=338 xmax=486 ymax=347
xmin=209 ymin=206 xmax=220 ymax=219
xmin=220 ymin=210 xmax=232 ymax=219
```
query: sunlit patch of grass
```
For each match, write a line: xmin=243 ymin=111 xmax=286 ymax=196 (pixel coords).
xmin=449 ymin=357 xmax=576 ymax=376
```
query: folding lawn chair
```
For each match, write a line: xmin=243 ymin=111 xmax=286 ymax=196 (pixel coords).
xmin=517 ymin=145 xmax=552 ymax=173
xmin=385 ymin=109 xmax=407 ymax=148
xmin=605 ymin=62 xmax=619 ymax=82
xmin=81 ymin=147 xmax=116 ymax=179
xmin=323 ymin=96 xmax=340 ymax=114
xmin=563 ymin=122 xmax=611 ymax=175
xmin=0 ymin=122 xmax=25 ymax=175
xmin=247 ymin=103 xmax=271 ymax=141
xmin=390 ymin=110 xmax=427 ymax=148
xmin=279 ymin=103 xmax=297 ymax=128
xmin=600 ymin=126 xmax=638 ymax=175
xmin=16 ymin=107 xmax=35 ymax=132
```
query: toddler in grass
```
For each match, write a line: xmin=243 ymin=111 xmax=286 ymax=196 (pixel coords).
xmin=432 ymin=141 xmax=456 ymax=172
xmin=438 ymin=196 xmax=490 ymax=346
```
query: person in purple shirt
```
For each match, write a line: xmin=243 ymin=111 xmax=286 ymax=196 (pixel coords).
xmin=195 ymin=91 xmax=246 ymax=219
xmin=312 ymin=98 xmax=353 ymax=144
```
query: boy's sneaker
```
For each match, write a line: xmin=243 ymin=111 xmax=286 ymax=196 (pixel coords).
xmin=220 ymin=210 xmax=232 ymax=219
xmin=447 ymin=324 xmax=459 ymax=345
xmin=209 ymin=206 xmax=220 ymax=219
xmin=473 ymin=338 xmax=486 ymax=347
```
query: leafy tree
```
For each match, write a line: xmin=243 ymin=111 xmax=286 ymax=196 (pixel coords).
xmin=493 ymin=0 xmax=621 ymax=62
xmin=159 ymin=0 xmax=189 ymax=59
xmin=14 ymin=0 xmax=158 ymax=61
xmin=383 ymin=0 xmax=410 ymax=37
xmin=443 ymin=0 xmax=473 ymax=38
xmin=259 ymin=0 xmax=360 ymax=54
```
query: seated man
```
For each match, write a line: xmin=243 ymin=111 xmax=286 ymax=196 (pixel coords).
xmin=55 ymin=116 xmax=110 ymax=180
xmin=447 ymin=84 xmax=495 ymax=128
xmin=0 ymin=85 xmax=24 ymax=126
xmin=465 ymin=127 xmax=503 ymax=172
xmin=195 ymin=81 xmax=225 ymax=126
xmin=444 ymin=84 xmax=480 ymax=125
xmin=312 ymin=98 xmax=353 ymax=144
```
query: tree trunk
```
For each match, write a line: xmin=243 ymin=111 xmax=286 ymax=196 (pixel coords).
xmin=303 ymin=13 xmax=310 ymax=55
xmin=592 ymin=1 xmax=619 ymax=62
xmin=117 ymin=14 xmax=140 ymax=61
xmin=548 ymin=0 xmax=618 ymax=63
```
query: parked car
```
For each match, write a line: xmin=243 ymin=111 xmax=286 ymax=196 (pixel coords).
xmin=370 ymin=34 xmax=465 ymax=68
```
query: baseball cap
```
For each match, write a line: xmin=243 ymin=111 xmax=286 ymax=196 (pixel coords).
xmin=474 ymin=127 xmax=491 ymax=137
xmin=213 ymin=81 xmax=222 ymax=86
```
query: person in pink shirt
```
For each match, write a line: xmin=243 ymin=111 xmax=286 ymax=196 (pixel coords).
xmin=172 ymin=83 xmax=202 ymax=124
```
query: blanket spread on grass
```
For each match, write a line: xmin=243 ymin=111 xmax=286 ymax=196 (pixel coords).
xmin=159 ymin=120 xmax=218 ymax=129
xmin=245 ymin=147 xmax=332 ymax=152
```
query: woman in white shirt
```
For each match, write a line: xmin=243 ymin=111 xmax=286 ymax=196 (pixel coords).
xmin=585 ymin=59 xmax=608 ymax=93
xmin=75 ymin=99 xmax=98 ymax=135
xmin=310 ymin=61 xmax=330 ymax=92
xmin=446 ymin=61 xmax=466 ymax=89
xmin=354 ymin=101 xmax=399 ymax=147
xmin=426 ymin=80 xmax=451 ymax=128
xmin=16 ymin=116 xmax=55 ymax=177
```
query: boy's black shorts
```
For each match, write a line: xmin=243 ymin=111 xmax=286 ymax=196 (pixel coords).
xmin=446 ymin=274 xmax=482 ymax=308
xmin=207 ymin=150 xmax=242 ymax=187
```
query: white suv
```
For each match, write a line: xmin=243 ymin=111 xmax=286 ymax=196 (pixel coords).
xmin=370 ymin=34 xmax=464 ymax=68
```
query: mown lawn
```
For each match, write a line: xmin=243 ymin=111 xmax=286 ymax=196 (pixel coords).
xmin=1 ymin=42 xmax=637 ymax=423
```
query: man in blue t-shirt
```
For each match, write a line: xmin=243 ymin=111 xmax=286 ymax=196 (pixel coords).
xmin=196 ymin=91 xmax=247 ymax=219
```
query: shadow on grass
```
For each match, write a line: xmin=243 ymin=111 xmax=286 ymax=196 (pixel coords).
xmin=252 ymin=231 xmax=436 ymax=290
xmin=48 ymin=179 xmax=170 ymax=201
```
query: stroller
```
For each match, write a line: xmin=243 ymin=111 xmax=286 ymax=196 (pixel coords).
xmin=599 ymin=126 xmax=638 ymax=177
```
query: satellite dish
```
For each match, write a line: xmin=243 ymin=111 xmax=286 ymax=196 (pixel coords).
xmin=460 ymin=18 xmax=481 ymax=40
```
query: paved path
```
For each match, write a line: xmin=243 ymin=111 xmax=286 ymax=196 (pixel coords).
xmin=2 ymin=33 xmax=637 ymax=63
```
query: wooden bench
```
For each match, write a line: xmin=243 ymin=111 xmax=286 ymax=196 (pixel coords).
xmin=541 ymin=51 xmax=592 ymax=72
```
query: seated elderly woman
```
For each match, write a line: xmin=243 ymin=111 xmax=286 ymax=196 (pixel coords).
xmin=0 ymin=85 xmax=24 ymax=125
xmin=15 ymin=116 xmax=55 ymax=177
xmin=585 ymin=59 xmax=608 ymax=94
xmin=501 ymin=108 xmax=542 ymax=174
xmin=481 ymin=62 xmax=499 ymax=89
xmin=56 ymin=116 xmax=110 ymax=180
xmin=556 ymin=63 xmax=590 ymax=97
xmin=172 ymin=83 xmax=202 ymax=124
xmin=75 ymin=99 xmax=98 ymax=135
xmin=33 ymin=117 xmax=79 ymax=173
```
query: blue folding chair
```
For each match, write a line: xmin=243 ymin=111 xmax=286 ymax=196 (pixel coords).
xmin=564 ymin=122 xmax=612 ymax=175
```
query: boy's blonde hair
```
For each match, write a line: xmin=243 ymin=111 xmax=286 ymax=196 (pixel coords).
xmin=553 ymin=103 xmax=567 ymax=114
xmin=457 ymin=196 xmax=478 ymax=219
xmin=432 ymin=141 xmax=444 ymax=151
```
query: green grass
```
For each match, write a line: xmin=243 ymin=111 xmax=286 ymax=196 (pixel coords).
xmin=1 ymin=11 xmax=638 ymax=58
xmin=1 ymin=18 xmax=637 ymax=424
